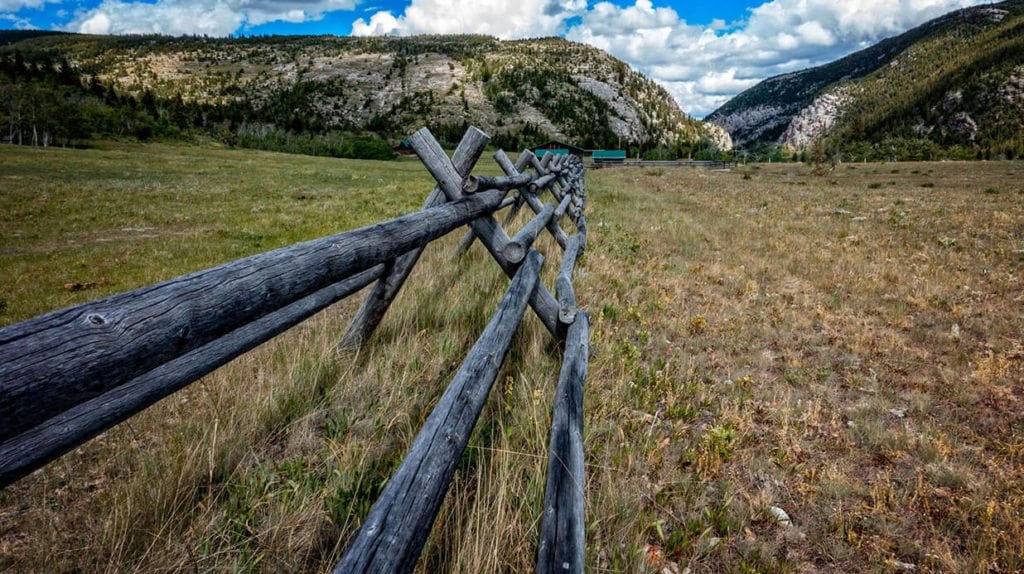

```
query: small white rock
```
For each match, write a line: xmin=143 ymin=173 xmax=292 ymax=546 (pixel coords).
xmin=889 ymin=408 xmax=907 ymax=418
xmin=768 ymin=506 xmax=792 ymax=526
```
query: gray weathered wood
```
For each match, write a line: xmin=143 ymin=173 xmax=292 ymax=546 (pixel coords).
xmin=335 ymin=250 xmax=544 ymax=574
xmin=502 ymin=193 xmax=525 ymax=226
xmin=548 ymin=180 xmax=565 ymax=203
xmin=409 ymin=128 xmax=560 ymax=337
xmin=530 ymin=152 xmax=550 ymax=176
xmin=494 ymin=149 xmax=521 ymax=176
xmin=453 ymin=148 xmax=535 ymax=259
xmin=576 ymin=214 xmax=588 ymax=251
xmin=555 ymin=234 xmax=582 ymax=325
xmin=553 ymin=193 xmax=573 ymax=222
xmin=495 ymin=151 xmax=569 ymax=250
xmin=0 ymin=189 xmax=506 ymax=442
xmin=502 ymin=204 xmax=554 ymax=264
xmin=529 ymin=173 xmax=558 ymax=192
xmin=514 ymin=149 xmax=533 ymax=172
xmin=463 ymin=172 xmax=534 ymax=194
xmin=0 ymin=266 xmax=384 ymax=487
xmin=453 ymin=194 xmax=518 ymax=259
xmin=536 ymin=312 xmax=590 ymax=574
xmin=340 ymin=129 xmax=491 ymax=348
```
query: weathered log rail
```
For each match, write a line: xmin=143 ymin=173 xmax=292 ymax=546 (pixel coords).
xmin=0 ymin=126 xmax=591 ymax=573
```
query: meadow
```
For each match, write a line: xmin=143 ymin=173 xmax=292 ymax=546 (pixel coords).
xmin=1 ymin=143 xmax=1022 ymax=573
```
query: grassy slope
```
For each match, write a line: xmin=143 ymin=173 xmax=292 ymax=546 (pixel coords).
xmin=1 ymin=144 xmax=1023 ymax=572
xmin=709 ymin=0 xmax=1024 ymax=149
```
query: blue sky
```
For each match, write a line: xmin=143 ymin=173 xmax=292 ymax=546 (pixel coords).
xmin=238 ymin=0 xmax=753 ymax=36
xmin=0 ymin=0 xmax=987 ymax=116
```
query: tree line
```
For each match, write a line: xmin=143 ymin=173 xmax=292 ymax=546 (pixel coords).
xmin=0 ymin=51 xmax=396 ymax=160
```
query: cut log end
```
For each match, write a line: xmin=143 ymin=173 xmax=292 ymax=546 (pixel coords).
xmin=502 ymin=241 xmax=526 ymax=264
xmin=558 ymin=306 xmax=577 ymax=325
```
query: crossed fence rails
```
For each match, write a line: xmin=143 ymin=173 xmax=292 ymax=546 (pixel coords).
xmin=0 ymin=126 xmax=590 ymax=573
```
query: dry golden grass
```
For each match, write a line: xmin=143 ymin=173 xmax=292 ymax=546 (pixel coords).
xmin=1 ymin=147 xmax=1022 ymax=573
xmin=582 ymin=161 xmax=1023 ymax=573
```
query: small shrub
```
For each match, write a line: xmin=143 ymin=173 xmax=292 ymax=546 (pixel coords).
xmin=689 ymin=315 xmax=708 ymax=335
xmin=921 ymin=182 xmax=935 ymax=188
xmin=983 ymin=187 xmax=999 ymax=194
xmin=868 ymin=182 xmax=882 ymax=189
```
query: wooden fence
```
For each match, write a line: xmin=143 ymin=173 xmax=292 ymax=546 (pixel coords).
xmin=0 ymin=126 xmax=590 ymax=573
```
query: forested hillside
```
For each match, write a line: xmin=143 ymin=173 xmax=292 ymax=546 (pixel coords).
xmin=708 ymin=0 xmax=1024 ymax=160
xmin=0 ymin=32 xmax=731 ymax=157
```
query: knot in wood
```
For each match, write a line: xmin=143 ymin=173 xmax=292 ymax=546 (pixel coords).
xmin=86 ymin=313 xmax=107 ymax=326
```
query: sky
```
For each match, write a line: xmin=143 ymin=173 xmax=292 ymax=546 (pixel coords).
xmin=0 ymin=0 xmax=990 ymax=117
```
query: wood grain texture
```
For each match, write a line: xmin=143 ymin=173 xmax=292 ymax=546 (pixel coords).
xmin=453 ymin=194 xmax=519 ymax=259
xmin=0 ymin=266 xmax=384 ymax=488
xmin=494 ymin=150 xmax=569 ymax=250
xmin=502 ymin=204 xmax=554 ymax=264
xmin=555 ymin=234 xmax=582 ymax=326
xmin=536 ymin=312 xmax=590 ymax=574
xmin=463 ymin=172 xmax=534 ymax=194
xmin=409 ymin=128 xmax=561 ymax=337
xmin=334 ymin=250 xmax=544 ymax=574
xmin=339 ymin=129 xmax=490 ymax=348
xmin=576 ymin=214 xmax=588 ymax=252
xmin=553 ymin=193 xmax=573 ymax=221
xmin=529 ymin=173 xmax=557 ymax=192
xmin=0 ymin=189 xmax=505 ymax=442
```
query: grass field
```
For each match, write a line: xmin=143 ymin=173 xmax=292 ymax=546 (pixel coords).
xmin=1 ymin=143 xmax=1022 ymax=573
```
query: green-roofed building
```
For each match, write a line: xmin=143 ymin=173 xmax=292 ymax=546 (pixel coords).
xmin=536 ymin=148 xmax=569 ymax=158
xmin=592 ymin=149 xmax=627 ymax=162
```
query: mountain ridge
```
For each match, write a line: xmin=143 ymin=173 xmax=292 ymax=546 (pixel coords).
xmin=0 ymin=32 xmax=732 ymax=153
xmin=707 ymin=0 xmax=1024 ymax=157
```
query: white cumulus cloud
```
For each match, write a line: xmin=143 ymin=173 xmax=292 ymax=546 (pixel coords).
xmin=0 ymin=0 xmax=53 ymax=10
xmin=566 ymin=0 xmax=989 ymax=116
xmin=1 ymin=12 xmax=37 ymax=29
xmin=68 ymin=0 xmax=358 ymax=37
xmin=352 ymin=0 xmax=586 ymax=39
xmin=51 ymin=0 xmax=992 ymax=118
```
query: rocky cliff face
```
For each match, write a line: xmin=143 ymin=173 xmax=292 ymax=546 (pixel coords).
xmin=781 ymin=86 xmax=854 ymax=148
xmin=707 ymin=0 xmax=1024 ymax=153
xmin=4 ymin=33 xmax=727 ymax=149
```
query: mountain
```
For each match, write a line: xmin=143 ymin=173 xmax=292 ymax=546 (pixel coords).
xmin=0 ymin=32 xmax=731 ymax=153
xmin=707 ymin=0 xmax=1024 ymax=157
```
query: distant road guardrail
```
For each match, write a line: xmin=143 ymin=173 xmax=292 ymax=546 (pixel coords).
xmin=591 ymin=159 xmax=738 ymax=169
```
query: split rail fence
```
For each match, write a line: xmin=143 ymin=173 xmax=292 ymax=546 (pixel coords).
xmin=0 ymin=125 xmax=591 ymax=573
